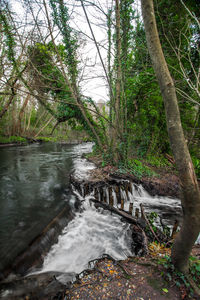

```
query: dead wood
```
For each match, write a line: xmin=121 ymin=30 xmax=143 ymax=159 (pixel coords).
xmin=140 ymin=203 xmax=160 ymax=242
xmin=89 ymin=198 xmax=138 ymax=225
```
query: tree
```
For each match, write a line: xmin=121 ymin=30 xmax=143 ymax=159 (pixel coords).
xmin=141 ymin=0 xmax=200 ymax=272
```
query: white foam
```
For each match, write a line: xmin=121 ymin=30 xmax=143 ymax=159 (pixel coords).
xmin=40 ymin=198 xmax=132 ymax=274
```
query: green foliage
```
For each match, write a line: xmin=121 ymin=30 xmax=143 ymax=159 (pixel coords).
xmin=49 ymin=0 xmax=78 ymax=82
xmin=158 ymin=255 xmax=200 ymax=296
xmin=27 ymin=42 xmax=105 ymax=145
xmin=189 ymin=256 xmax=200 ymax=283
xmin=146 ymin=155 xmax=171 ymax=168
xmin=0 ymin=136 xmax=27 ymax=144
xmin=0 ymin=0 xmax=199 ymax=171
xmin=191 ymin=156 xmax=200 ymax=178
xmin=148 ymin=212 xmax=158 ymax=233
xmin=124 ymin=159 xmax=157 ymax=179
xmin=0 ymin=9 xmax=16 ymax=64
xmin=36 ymin=136 xmax=58 ymax=143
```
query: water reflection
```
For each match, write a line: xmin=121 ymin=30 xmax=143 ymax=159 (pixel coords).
xmin=0 ymin=142 xmax=93 ymax=272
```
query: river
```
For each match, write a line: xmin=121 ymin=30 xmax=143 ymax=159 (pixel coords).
xmin=0 ymin=142 xmax=94 ymax=272
xmin=1 ymin=142 xmax=198 ymax=280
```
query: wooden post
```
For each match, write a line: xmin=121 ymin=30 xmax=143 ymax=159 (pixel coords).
xmin=103 ymin=189 xmax=107 ymax=203
xmin=124 ymin=182 xmax=129 ymax=201
xmin=121 ymin=198 xmax=124 ymax=210
xmin=135 ymin=208 xmax=139 ymax=219
xmin=99 ymin=188 xmax=104 ymax=202
xmin=127 ymin=182 xmax=132 ymax=194
xmin=94 ymin=188 xmax=98 ymax=200
xmin=171 ymin=220 xmax=179 ymax=239
xmin=129 ymin=203 xmax=133 ymax=215
xmin=108 ymin=187 xmax=114 ymax=207
xmin=115 ymin=186 xmax=121 ymax=205
xmin=83 ymin=183 xmax=89 ymax=197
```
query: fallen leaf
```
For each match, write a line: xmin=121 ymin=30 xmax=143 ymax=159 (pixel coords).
xmin=117 ymin=282 xmax=121 ymax=286
xmin=103 ymin=283 xmax=108 ymax=287
xmin=127 ymin=289 xmax=132 ymax=295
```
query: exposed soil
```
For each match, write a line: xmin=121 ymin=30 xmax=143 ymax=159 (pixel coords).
xmin=65 ymin=254 xmax=200 ymax=300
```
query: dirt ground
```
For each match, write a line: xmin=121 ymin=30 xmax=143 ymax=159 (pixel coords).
xmin=64 ymin=247 xmax=200 ymax=300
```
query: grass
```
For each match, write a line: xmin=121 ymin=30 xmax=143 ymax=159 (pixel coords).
xmin=0 ymin=135 xmax=27 ymax=144
xmin=36 ymin=136 xmax=58 ymax=142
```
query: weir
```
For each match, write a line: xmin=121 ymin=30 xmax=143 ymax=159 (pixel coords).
xmin=1 ymin=164 xmax=183 ymax=280
xmin=0 ymin=142 xmax=194 ymax=300
xmin=71 ymin=177 xmax=182 ymax=228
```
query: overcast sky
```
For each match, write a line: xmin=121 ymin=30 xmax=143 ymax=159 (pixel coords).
xmin=10 ymin=0 xmax=115 ymax=103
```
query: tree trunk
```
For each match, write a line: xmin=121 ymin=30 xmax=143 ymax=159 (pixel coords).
xmin=0 ymin=78 xmax=18 ymax=120
xmin=115 ymin=0 xmax=122 ymax=134
xmin=16 ymin=94 xmax=30 ymax=135
xmin=141 ymin=0 xmax=200 ymax=273
xmin=108 ymin=0 xmax=123 ymax=162
xmin=43 ymin=0 xmax=105 ymax=151
xmin=107 ymin=8 xmax=113 ymax=131
xmin=0 ymin=93 xmax=15 ymax=119
xmin=26 ymin=104 xmax=33 ymax=132
xmin=34 ymin=115 xmax=54 ymax=138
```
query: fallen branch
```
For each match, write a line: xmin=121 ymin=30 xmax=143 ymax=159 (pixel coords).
xmin=90 ymin=198 xmax=138 ymax=225
xmin=140 ymin=204 xmax=160 ymax=242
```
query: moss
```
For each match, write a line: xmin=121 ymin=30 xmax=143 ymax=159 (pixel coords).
xmin=0 ymin=136 xmax=27 ymax=144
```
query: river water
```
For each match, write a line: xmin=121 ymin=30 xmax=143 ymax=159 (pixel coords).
xmin=0 ymin=142 xmax=94 ymax=272
xmin=1 ymin=142 xmax=198 ymax=280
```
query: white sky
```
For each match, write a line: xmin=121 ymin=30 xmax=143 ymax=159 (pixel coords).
xmin=10 ymin=0 xmax=114 ymax=103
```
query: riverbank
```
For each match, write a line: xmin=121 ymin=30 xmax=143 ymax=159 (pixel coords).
xmin=65 ymin=252 xmax=200 ymax=300
xmin=2 ymin=248 xmax=199 ymax=299
xmin=0 ymin=135 xmax=90 ymax=147
xmin=84 ymin=151 xmax=200 ymax=199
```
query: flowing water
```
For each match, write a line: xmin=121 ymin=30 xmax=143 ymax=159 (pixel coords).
xmin=0 ymin=142 xmax=94 ymax=272
xmin=2 ymin=142 xmax=198 ymax=280
xmin=41 ymin=197 xmax=132 ymax=275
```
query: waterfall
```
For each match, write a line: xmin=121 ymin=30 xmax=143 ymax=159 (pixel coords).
xmin=75 ymin=179 xmax=182 ymax=228
xmin=38 ymin=189 xmax=133 ymax=275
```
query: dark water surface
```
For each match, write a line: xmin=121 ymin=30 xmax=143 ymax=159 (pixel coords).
xmin=0 ymin=142 xmax=93 ymax=272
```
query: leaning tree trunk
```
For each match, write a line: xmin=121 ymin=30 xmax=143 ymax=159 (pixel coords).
xmin=141 ymin=0 xmax=200 ymax=273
